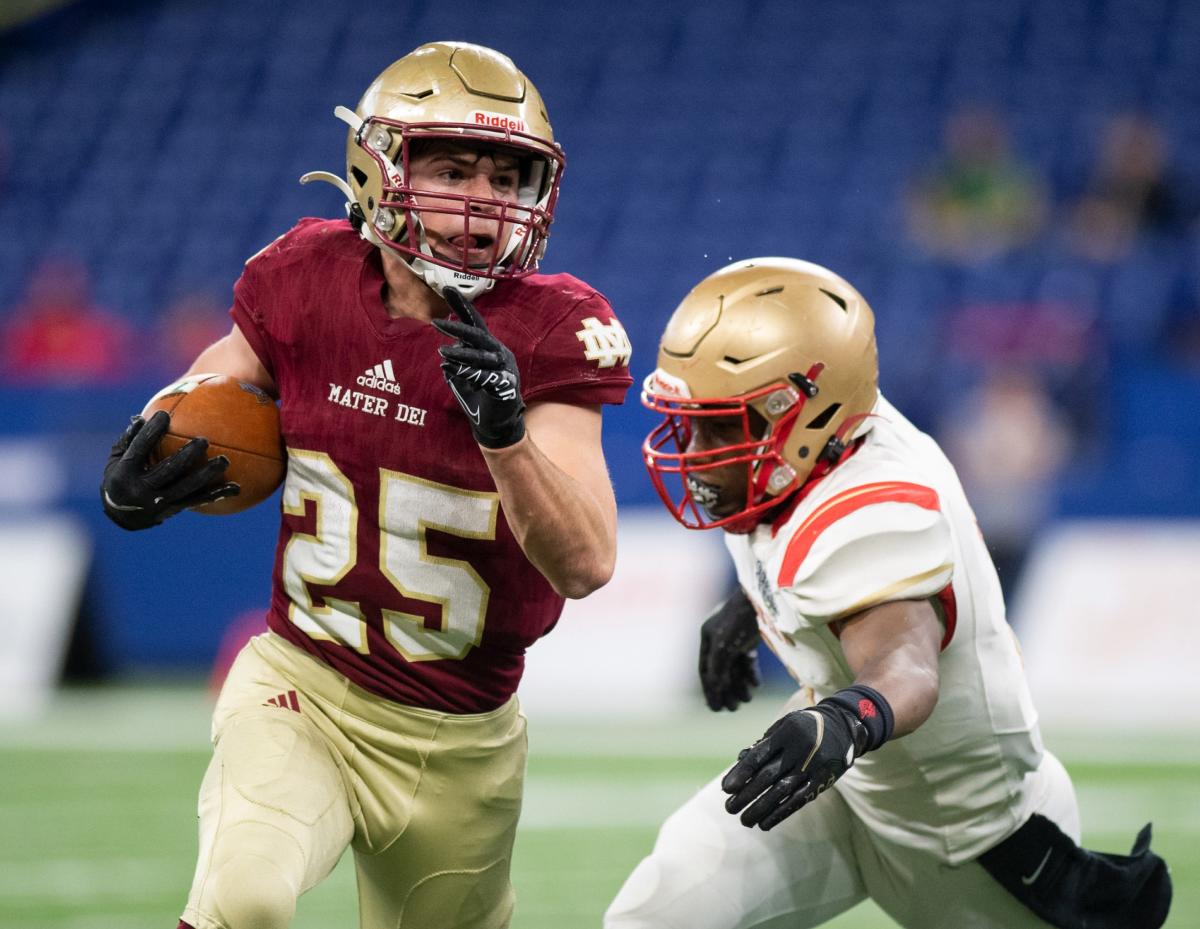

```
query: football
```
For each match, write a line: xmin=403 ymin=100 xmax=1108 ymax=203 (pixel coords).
xmin=141 ymin=373 xmax=285 ymax=515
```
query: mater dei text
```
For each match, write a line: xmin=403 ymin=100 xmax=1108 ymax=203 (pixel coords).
xmin=326 ymin=382 xmax=428 ymax=426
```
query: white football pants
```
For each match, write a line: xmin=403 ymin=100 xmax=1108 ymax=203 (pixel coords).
xmin=605 ymin=751 xmax=1079 ymax=929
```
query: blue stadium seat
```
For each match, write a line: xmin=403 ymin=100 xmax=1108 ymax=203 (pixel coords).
xmin=4 ymin=0 xmax=1199 ymax=521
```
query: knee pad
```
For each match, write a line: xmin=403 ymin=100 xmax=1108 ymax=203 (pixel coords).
xmin=605 ymin=856 xmax=665 ymax=925
xmin=398 ymin=858 xmax=513 ymax=929
xmin=207 ymin=852 xmax=298 ymax=929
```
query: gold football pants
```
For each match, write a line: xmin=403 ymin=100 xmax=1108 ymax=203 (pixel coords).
xmin=182 ymin=632 xmax=527 ymax=929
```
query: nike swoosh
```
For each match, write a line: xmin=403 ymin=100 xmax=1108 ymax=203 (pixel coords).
xmin=1021 ymin=848 xmax=1052 ymax=885
xmin=103 ymin=490 xmax=144 ymax=512
xmin=448 ymin=380 xmax=481 ymax=424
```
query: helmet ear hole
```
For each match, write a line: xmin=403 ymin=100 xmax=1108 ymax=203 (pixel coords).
xmin=806 ymin=403 xmax=842 ymax=430
xmin=351 ymin=166 xmax=369 ymax=187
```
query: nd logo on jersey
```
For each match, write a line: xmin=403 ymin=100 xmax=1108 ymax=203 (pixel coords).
xmin=576 ymin=317 xmax=632 ymax=369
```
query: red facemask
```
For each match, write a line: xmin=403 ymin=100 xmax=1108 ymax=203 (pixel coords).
xmin=642 ymin=379 xmax=811 ymax=533
xmin=355 ymin=117 xmax=564 ymax=280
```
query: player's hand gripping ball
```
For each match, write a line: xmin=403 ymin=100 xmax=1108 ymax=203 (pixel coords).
xmin=139 ymin=374 xmax=285 ymax=515
xmin=100 ymin=374 xmax=285 ymax=530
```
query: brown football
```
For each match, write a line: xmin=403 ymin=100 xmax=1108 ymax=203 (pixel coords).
xmin=141 ymin=373 xmax=285 ymax=515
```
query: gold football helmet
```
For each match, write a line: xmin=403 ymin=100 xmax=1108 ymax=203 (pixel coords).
xmin=643 ymin=258 xmax=880 ymax=532
xmin=301 ymin=41 xmax=564 ymax=298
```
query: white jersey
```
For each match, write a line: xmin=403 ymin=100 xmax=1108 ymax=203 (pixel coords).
xmin=725 ymin=394 xmax=1044 ymax=865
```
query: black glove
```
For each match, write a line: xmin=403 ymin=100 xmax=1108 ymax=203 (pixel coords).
xmin=101 ymin=411 xmax=239 ymax=531
xmin=432 ymin=287 xmax=526 ymax=449
xmin=721 ymin=685 xmax=894 ymax=831
xmin=699 ymin=587 xmax=761 ymax=711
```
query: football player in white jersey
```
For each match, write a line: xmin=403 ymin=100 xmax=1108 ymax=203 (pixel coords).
xmin=607 ymin=258 xmax=1170 ymax=929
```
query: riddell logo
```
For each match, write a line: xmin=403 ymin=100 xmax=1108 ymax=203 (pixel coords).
xmin=472 ymin=110 xmax=526 ymax=133
xmin=357 ymin=360 xmax=402 ymax=395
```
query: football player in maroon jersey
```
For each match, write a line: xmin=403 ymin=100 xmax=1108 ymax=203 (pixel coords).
xmin=100 ymin=42 xmax=632 ymax=929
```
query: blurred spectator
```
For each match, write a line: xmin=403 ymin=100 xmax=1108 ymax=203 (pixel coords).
xmin=1 ymin=254 xmax=135 ymax=384
xmin=0 ymin=122 xmax=11 ymax=199
xmin=906 ymin=106 xmax=1047 ymax=265
xmin=942 ymin=297 xmax=1105 ymax=451
xmin=939 ymin=368 xmax=1073 ymax=603
xmin=1158 ymin=280 xmax=1200 ymax=372
xmin=1063 ymin=113 xmax=1196 ymax=264
xmin=154 ymin=292 xmax=229 ymax=378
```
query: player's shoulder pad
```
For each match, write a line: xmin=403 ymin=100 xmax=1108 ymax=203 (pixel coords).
xmin=776 ymin=475 xmax=954 ymax=621
xmin=243 ymin=218 xmax=360 ymax=270
xmin=494 ymin=272 xmax=631 ymax=373
xmin=510 ymin=270 xmax=603 ymax=302
xmin=501 ymin=272 xmax=620 ymax=323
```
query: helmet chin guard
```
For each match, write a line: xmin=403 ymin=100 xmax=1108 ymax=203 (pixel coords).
xmin=407 ymin=250 xmax=492 ymax=299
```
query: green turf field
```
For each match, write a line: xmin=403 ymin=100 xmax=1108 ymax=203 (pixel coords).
xmin=0 ymin=684 xmax=1194 ymax=928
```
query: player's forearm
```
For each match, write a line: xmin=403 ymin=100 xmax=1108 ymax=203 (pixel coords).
xmin=852 ymin=654 xmax=939 ymax=738
xmin=184 ymin=326 xmax=276 ymax=395
xmin=480 ymin=435 xmax=616 ymax=599
xmin=840 ymin=599 xmax=943 ymax=738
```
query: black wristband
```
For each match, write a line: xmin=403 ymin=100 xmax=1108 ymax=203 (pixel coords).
xmin=821 ymin=684 xmax=895 ymax=753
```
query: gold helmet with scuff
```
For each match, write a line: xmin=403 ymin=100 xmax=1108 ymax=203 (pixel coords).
xmin=301 ymin=41 xmax=564 ymax=298
xmin=643 ymin=257 xmax=880 ymax=532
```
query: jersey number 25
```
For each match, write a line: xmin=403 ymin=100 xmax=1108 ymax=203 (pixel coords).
xmin=280 ymin=449 xmax=499 ymax=662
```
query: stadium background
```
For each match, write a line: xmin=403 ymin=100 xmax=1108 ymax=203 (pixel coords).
xmin=1 ymin=0 xmax=1197 ymax=926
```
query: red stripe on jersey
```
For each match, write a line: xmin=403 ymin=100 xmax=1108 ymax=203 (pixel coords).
xmin=769 ymin=438 xmax=865 ymax=537
xmin=287 ymin=690 xmax=300 ymax=713
xmin=777 ymin=482 xmax=941 ymax=588
xmin=936 ymin=583 xmax=957 ymax=651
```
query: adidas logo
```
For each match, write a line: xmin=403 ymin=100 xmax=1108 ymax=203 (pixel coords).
xmin=356 ymin=359 xmax=402 ymax=394
xmin=263 ymin=690 xmax=301 ymax=713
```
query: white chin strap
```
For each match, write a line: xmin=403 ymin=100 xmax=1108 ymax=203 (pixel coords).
xmin=408 ymin=254 xmax=493 ymax=299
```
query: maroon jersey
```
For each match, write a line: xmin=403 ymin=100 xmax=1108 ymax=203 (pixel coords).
xmin=231 ymin=218 xmax=632 ymax=712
